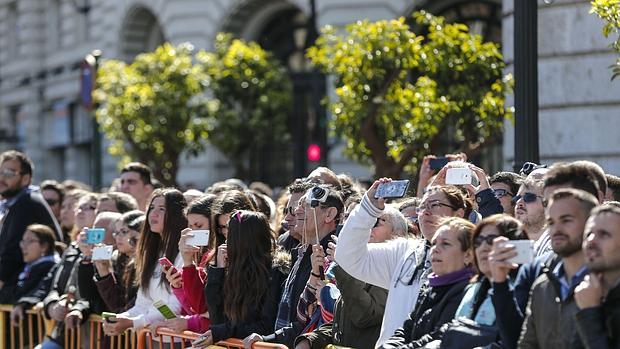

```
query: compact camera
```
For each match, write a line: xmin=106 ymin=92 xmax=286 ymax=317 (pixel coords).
xmin=306 ymin=186 xmax=329 ymax=207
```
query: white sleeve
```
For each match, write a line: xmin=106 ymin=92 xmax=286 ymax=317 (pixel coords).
xmin=335 ymin=193 xmax=410 ymax=289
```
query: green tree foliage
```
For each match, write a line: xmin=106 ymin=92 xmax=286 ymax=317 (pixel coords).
xmin=307 ymin=11 xmax=512 ymax=178
xmin=591 ymin=0 xmax=620 ymax=79
xmin=94 ymin=43 xmax=209 ymax=186
xmin=196 ymin=33 xmax=292 ymax=179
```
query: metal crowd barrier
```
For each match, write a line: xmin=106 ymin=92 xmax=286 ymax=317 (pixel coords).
xmin=1 ymin=304 xmax=288 ymax=349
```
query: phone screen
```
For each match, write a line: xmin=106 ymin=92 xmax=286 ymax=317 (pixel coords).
xmin=375 ymin=180 xmax=410 ymax=199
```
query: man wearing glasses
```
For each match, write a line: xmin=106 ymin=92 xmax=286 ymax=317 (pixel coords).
xmin=513 ymin=178 xmax=547 ymax=254
xmin=0 ymin=150 xmax=61 ymax=291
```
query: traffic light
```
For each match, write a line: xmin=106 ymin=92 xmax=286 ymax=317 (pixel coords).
xmin=307 ymin=143 xmax=321 ymax=162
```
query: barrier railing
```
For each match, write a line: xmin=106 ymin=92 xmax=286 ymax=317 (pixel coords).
xmin=1 ymin=304 xmax=288 ymax=349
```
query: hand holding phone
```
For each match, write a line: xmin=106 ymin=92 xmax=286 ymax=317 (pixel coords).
xmin=101 ymin=312 xmax=117 ymax=323
xmin=445 ymin=168 xmax=479 ymax=186
xmin=186 ymin=230 xmax=210 ymax=246
xmin=92 ymin=245 xmax=113 ymax=261
xmin=158 ymin=257 xmax=178 ymax=274
xmin=500 ymin=240 xmax=534 ymax=265
xmin=375 ymin=180 xmax=410 ymax=199
xmin=86 ymin=228 xmax=106 ymax=244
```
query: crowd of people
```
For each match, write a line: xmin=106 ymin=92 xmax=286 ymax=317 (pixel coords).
xmin=0 ymin=148 xmax=619 ymax=349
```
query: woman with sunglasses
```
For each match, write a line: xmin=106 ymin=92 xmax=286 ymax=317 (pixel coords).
xmin=433 ymin=214 xmax=526 ymax=347
xmin=381 ymin=217 xmax=476 ymax=348
xmin=191 ymin=210 xmax=290 ymax=348
xmin=335 ymin=178 xmax=473 ymax=347
xmin=92 ymin=210 xmax=144 ymax=313
xmin=103 ymin=188 xmax=187 ymax=340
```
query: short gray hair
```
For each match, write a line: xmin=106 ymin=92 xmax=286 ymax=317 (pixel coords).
xmin=382 ymin=206 xmax=409 ymax=238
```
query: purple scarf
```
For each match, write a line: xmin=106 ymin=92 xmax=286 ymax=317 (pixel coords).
xmin=427 ymin=267 xmax=474 ymax=287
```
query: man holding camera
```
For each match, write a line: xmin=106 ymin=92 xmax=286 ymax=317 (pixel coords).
xmin=245 ymin=185 xmax=344 ymax=348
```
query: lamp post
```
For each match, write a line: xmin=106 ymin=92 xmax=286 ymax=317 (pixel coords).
xmin=513 ymin=0 xmax=540 ymax=171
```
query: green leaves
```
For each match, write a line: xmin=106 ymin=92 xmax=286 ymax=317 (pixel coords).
xmin=95 ymin=36 xmax=292 ymax=184
xmin=307 ymin=11 xmax=512 ymax=177
xmin=591 ymin=0 xmax=620 ymax=79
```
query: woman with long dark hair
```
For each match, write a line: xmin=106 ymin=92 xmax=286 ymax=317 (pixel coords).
xmin=103 ymin=188 xmax=187 ymax=335
xmin=192 ymin=210 xmax=290 ymax=347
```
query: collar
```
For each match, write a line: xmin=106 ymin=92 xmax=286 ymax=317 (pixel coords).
xmin=553 ymin=260 xmax=588 ymax=287
xmin=0 ymin=186 xmax=30 ymax=209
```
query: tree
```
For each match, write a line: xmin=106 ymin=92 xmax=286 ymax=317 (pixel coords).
xmin=591 ymin=0 xmax=620 ymax=79
xmin=196 ymin=33 xmax=292 ymax=180
xmin=94 ymin=43 xmax=210 ymax=186
xmin=307 ymin=11 xmax=512 ymax=178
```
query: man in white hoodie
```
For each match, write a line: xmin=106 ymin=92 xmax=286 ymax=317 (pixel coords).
xmin=335 ymin=179 xmax=472 ymax=347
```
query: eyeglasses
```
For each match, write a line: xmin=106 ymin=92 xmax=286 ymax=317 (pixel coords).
xmin=20 ymin=239 xmax=40 ymax=246
xmin=415 ymin=200 xmax=457 ymax=214
xmin=512 ymin=192 xmax=542 ymax=204
xmin=283 ymin=206 xmax=295 ymax=215
xmin=493 ymin=189 xmax=514 ymax=198
xmin=0 ymin=168 xmax=23 ymax=179
xmin=473 ymin=234 xmax=501 ymax=248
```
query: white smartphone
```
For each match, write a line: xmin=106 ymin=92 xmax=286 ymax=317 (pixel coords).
xmin=186 ymin=229 xmax=210 ymax=246
xmin=92 ymin=245 xmax=114 ymax=261
xmin=501 ymin=240 xmax=534 ymax=265
xmin=445 ymin=167 xmax=478 ymax=186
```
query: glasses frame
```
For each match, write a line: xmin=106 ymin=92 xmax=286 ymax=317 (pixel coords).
xmin=512 ymin=192 xmax=542 ymax=204
xmin=415 ymin=200 xmax=457 ymax=214
xmin=493 ymin=188 xmax=514 ymax=198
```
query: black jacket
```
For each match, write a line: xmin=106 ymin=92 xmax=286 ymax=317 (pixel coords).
xmin=16 ymin=244 xmax=89 ymax=345
xmin=381 ymin=278 xmax=470 ymax=349
xmin=574 ymin=281 xmax=620 ymax=349
xmin=205 ymin=257 xmax=289 ymax=342
xmin=0 ymin=188 xmax=61 ymax=284
xmin=0 ymin=256 xmax=57 ymax=304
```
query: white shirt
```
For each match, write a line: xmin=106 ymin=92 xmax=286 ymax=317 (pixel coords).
xmin=335 ymin=194 xmax=427 ymax=347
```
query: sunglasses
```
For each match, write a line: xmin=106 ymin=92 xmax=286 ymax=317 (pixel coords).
xmin=283 ymin=206 xmax=295 ymax=215
xmin=473 ymin=234 xmax=501 ymax=248
xmin=493 ymin=189 xmax=514 ymax=198
xmin=511 ymin=192 xmax=541 ymax=204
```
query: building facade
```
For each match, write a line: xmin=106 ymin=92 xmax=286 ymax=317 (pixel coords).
xmin=0 ymin=0 xmax=618 ymax=189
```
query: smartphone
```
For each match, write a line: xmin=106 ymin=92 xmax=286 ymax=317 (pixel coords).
xmin=101 ymin=312 xmax=117 ymax=323
xmin=158 ymin=257 xmax=178 ymax=273
xmin=445 ymin=168 xmax=478 ymax=186
xmin=186 ymin=230 xmax=210 ymax=246
xmin=153 ymin=300 xmax=177 ymax=319
xmin=501 ymin=240 xmax=534 ymax=265
xmin=86 ymin=228 xmax=105 ymax=244
xmin=91 ymin=245 xmax=113 ymax=261
xmin=375 ymin=180 xmax=410 ymax=199
xmin=429 ymin=157 xmax=449 ymax=170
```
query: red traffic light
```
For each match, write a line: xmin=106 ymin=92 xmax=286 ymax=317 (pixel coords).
xmin=307 ymin=143 xmax=321 ymax=162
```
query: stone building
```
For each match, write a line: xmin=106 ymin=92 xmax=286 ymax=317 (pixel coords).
xmin=0 ymin=0 xmax=618 ymax=189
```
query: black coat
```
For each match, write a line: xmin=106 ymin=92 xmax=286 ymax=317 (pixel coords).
xmin=0 ymin=188 xmax=61 ymax=285
xmin=381 ymin=278 xmax=470 ymax=349
xmin=0 ymin=256 xmax=56 ymax=304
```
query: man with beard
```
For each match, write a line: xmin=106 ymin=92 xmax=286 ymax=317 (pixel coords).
xmin=513 ymin=178 xmax=550 ymax=256
xmin=0 ymin=150 xmax=61 ymax=291
xmin=518 ymin=188 xmax=598 ymax=348
xmin=573 ymin=205 xmax=620 ymax=348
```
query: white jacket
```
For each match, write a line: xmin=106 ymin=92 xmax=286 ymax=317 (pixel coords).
xmin=335 ymin=193 xmax=428 ymax=348
xmin=120 ymin=253 xmax=184 ymax=329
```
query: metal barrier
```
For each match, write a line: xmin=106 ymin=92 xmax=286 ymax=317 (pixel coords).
xmin=137 ymin=328 xmax=288 ymax=349
xmin=1 ymin=304 xmax=288 ymax=349
xmin=0 ymin=303 xmax=52 ymax=349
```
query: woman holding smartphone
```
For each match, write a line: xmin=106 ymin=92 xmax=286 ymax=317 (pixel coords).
xmin=103 ymin=188 xmax=187 ymax=337
xmin=191 ymin=210 xmax=289 ymax=348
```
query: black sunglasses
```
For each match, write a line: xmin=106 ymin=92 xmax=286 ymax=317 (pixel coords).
xmin=283 ymin=206 xmax=294 ymax=215
xmin=511 ymin=192 xmax=541 ymax=204
xmin=493 ymin=189 xmax=514 ymax=198
xmin=473 ymin=234 xmax=501 ymax=248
